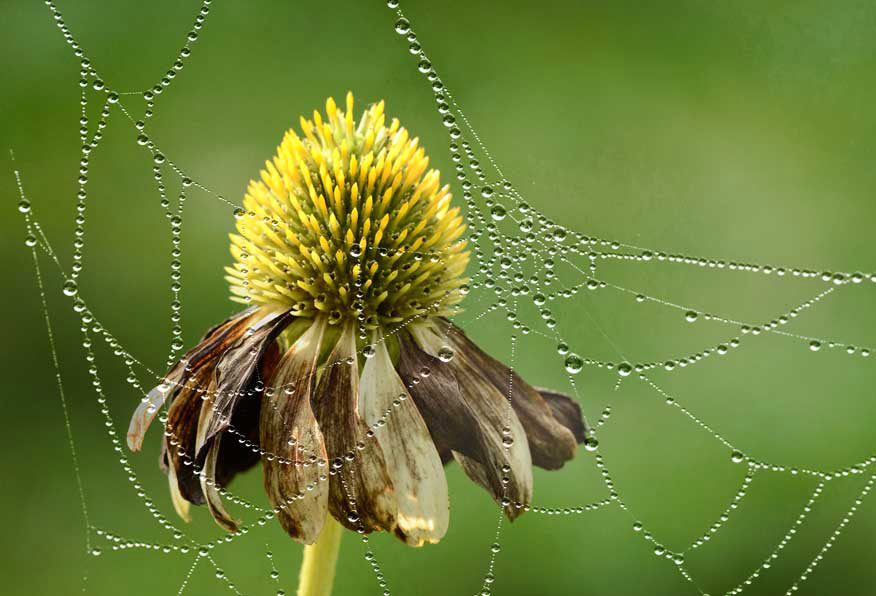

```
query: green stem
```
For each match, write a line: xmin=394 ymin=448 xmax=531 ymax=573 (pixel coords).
xmin=296 ymin=515 xmax=343 ymax=596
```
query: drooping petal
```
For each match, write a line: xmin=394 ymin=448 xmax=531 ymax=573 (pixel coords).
xmin=437 ymin=319 xmax=579 ymax=470
xmin=127 ymin=306 xmax=260 ymax=452
xmin=536 ymin=387 xmax=589 ymax=443
xmin=313 ymin=325 xmax=397 ymax=534
xmin=194 ymin=308 xmax=291 ymax=466
xmin=215 ymin=340 xmax=281 ymax=489
xmin=196 ymin=391 xmax=240 ymax=533
xmin=359 ymin=331 xmax=449 ymax=546
xmin=164 ymin=365 xmax=213 ymax=506
xmin=261 ymin=319 xmax=329 ymax=544
xmin=167 ymin=460 xmax=191 ymax=523
xmin=401 ymin=326 xmax=532 ymax=519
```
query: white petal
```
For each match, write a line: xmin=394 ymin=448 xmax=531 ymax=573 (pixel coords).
xmin=359 ymin=332 xmax=449 ymax=545
xmin=127 ymin=383 xmax=171 ymax=452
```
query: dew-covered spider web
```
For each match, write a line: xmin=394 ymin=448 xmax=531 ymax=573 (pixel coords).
xmin=12 ymin=1 xmax=876 ymax=595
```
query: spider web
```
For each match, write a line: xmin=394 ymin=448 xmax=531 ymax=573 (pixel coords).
xmin=11 ymin=1 xmax=876 ymax=595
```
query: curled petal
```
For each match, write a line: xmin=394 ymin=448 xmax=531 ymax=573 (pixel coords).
xmin=359 ymin=331 xmax=449 ymax=546
xmin=536 ymin=387 xmax=589 ymax=443
xmin=195 ymin=308 xmax=291 ymax=466
xmin=437 ymin=319 xmax=578 ymax=470
xmin=261 ymin=319 xmax=328 ymax=544
xmin=197 ymin=403 xmax=240 ymax=533
xmin=128 ymin=384 xmax=172 ymax=452
xmin=401 ymin=327 xmax=532 ymax=519
xmin=314 ymin=325 xmax=397 ymax=534
xmin=127 ymin=306 xmax=260 ymax=452
xmin=164 ymin=365 xmax=213 ymax=506
xmin=167 ymin=461 xmax=191 ymax=523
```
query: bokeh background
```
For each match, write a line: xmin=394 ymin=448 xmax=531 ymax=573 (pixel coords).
xmin=3 ymin=1 xmax=876 ymax=594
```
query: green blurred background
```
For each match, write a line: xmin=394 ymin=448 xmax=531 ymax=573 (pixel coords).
xmin=3 ymin=1 xmax=876 ymax=594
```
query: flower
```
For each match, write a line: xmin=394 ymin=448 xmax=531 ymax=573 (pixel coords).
xmin=127 ymin=93 xmax=587 ymax=547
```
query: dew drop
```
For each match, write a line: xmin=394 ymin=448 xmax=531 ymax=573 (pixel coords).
xmin=583 ymin=437 xmax=599 ymax=452
xmin=18 ymin=199 xmax=32 ymax=213
xmin=564 ymin=354 xmax=584 ymax=374
xmin=809 ymin=340 xmax=822 ymax=352
xmin=685 ymin=310 xmax=698 ymax=322
xmin=363 ymin=345 xmax=376 ymax=358
xmin=437 ymin=347 xmax=454 ymax=362
xmin=62 ymin=279 xmax=79 ymax=297
xmin=731 ymin=450 xmax=745 ymax=463
xmin=490 ymin=205 xmax=506 ymax=221
xmin=617 ymin=362 xmax=632 ymax=377
xmin=394 ymin=17 xmax=411 ymax=35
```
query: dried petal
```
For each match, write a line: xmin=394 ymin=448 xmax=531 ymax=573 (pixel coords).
xmin=195 ymin=309 xmax=291 ymax=466
xmin=359 ymin=332 xmax=449 ymax=546
xmin=439 ymin=319 xmax=578 ymax=470
xmin=164 ymin=365 xmax=212 ymax=506
xmin=261 ymin=319 xmax=328 ymax=544
xmin=127 ymin=306 xmax=259 ymax=452
xmin=196 ymin=393 xmax=239 ymax=533
xmin=313 ymin=325 xmax=396 ymax=534
xmin=401 ymin=327 xmax=532 ymax=519
xmin=536 ymin=387 xmax=589 ymax=443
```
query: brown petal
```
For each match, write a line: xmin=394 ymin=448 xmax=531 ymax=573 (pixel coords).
xmin=401 ymin=326 xmax=532 ymax=520
xmin=194 ymin=309 xmax=292 ymax=467
xmin=215 ymin=340 xmax=280 ymax=489
xmin=313 ymin=325 xmax=397 ymax=534
xmin=359 ymin=332 xmax=449 ymax=546
xmin=127 ymin=306 xmax=260 ymax=452
xmin=163 ymin=365 xmax=213 ymax=506
xmin=439 ymin=319 xmax=578 ymax=470
xmin=166 ymin=460 xmax=191 ymax=523
xmin=196 ymin=392 xmax=239 ymax=533
xmin=536 ymin=387 xmax=589 ymax=443
xmin=260 ymin=319 xmax=329 ymax=544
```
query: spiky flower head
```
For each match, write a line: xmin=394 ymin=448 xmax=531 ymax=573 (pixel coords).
xmin=226 ymin=92 xmax=469 ymax=329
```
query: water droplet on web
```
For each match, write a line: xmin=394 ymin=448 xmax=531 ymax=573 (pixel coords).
xmin=24 ymin=234 xmax=37 ymax=247
xmin=490 ymin=205 xmax=506 ymax=221
xmin=62 ymin=279 xmax=78 ymax=297
xmin=632 ymin=521 xmax=643 ymax=532
xmin=18 ymin=199 xmax=31 ymax=213
xmin=490 ymin=543 xmax=501 ymax=553
xmin=481 ymin=185 xmax=494 ymax=198
xmin=584 ymin=437 xmax=599 ymax=451
xmin=617 ymin=362 xmax=632 ymax=376
xmin=363 ymin=344 xmax=376 ymax=358
xmin=394 ymin=17 xmax=411 ymax=34
xmin=809 ymin=340 xmax=822 ymax=352
xmin=731 ymin=450 xmax=745 ymax=463
xmin=564 ymin=353 xmax=584 ymax=374
xmin=685 ymin=310 xmax=699 ymax=322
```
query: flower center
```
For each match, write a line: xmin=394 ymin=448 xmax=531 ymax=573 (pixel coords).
xmin=227 ymin=92 xmax=469 ymax=328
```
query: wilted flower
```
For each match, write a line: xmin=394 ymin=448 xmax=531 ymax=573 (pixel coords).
xmin=128 ymin=93 xmax=587 ymax=548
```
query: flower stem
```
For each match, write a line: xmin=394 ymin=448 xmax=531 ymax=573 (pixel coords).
xmin=296 ymin=515 xmax=343 ymax=596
